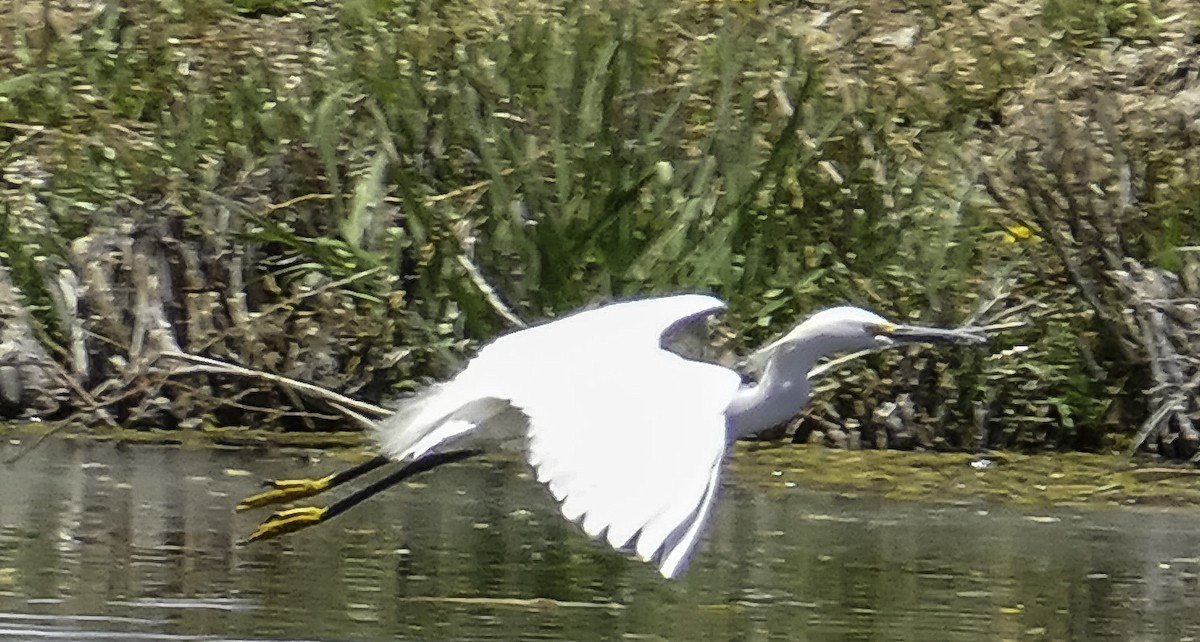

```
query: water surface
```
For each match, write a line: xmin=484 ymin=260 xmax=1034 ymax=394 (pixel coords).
xmin=2 ymin=439 xmax=1200 ymax=641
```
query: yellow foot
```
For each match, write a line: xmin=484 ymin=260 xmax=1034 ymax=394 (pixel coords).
xmin=236 ymin=476 xmax=335 ymax=511
xmin=244 ymin=506 xmax=329 ymax=544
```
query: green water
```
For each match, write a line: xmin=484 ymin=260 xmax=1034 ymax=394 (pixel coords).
xmin=2 ymin=439 xmax=1200 ymax=641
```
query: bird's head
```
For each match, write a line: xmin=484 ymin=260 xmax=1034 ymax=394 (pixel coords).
xmin=805 ymin=306 xmax=986 ymax=349
xmin=753 ymin=306 xmax=987 ymax=367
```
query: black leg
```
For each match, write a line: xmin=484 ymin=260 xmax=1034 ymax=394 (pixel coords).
xmin=243 ymin=449 xmax=483 ymax=543
xmin=326 ymin=449 xmax=482 ymax=519
xmin=327 ymin=454 xmax=391 ymax=485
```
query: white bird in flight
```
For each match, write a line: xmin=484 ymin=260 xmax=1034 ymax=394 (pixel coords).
xmin=238 ymin=294 xmax=986 ymax=578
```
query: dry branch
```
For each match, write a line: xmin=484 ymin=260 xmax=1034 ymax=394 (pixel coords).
xmin=157 ymin=351 xmax=390 ymax=420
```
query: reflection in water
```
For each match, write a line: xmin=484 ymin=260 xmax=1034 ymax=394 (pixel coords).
xmin=2 ymin=439 xmax=1200 ymax=640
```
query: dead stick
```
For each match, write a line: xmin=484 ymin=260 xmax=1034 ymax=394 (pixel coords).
xmin=157 ymin=352 xmax=390 ymax=420
xmin=331 ymin=402 xmax=379 ymax=431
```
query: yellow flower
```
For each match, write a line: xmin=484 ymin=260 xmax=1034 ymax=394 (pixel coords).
xmin=1002 ymin=224 xmax=1038 ymax=244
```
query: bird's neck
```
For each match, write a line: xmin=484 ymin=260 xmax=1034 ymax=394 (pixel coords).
xmin=725 ymin=341 xmax=823 ymax=440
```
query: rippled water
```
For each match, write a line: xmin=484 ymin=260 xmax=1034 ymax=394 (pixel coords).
xmin=3 ymin=438 xmax=1200 ymax=641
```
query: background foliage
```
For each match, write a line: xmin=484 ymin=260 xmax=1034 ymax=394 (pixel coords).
xmin=0 ymin=0 xmax=1197 ymax=453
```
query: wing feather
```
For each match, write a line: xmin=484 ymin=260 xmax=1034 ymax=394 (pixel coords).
xmin=455 ymin=294 xmax=741 ymax=577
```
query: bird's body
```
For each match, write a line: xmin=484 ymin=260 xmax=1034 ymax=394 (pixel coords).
xmin=375 ymin=295 xmax=739 ymax=577
xmin=240 ymin=293 xmax=986 ymax=578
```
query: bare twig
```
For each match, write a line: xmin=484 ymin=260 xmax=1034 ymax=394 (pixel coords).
xmin=807 ymin=349 xmax=874 ymax=380
xmin=4 ymin=421 xmax=73 ymax=465
xmin=330 ymin=402 xmax=380 ymax=431
xmin=445 ymin=196 xmax=526 ymax=329
xmin=1129 ymin=401 xmax=1179 ymax=456
xmin=455 ymin=255 xmax=526 ymax=328
xmin=157 ymin=351 xmax=390 ymax=419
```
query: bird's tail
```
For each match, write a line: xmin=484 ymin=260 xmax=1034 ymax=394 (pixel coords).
xmin=373 ymin=384 xmax=511 ymax=462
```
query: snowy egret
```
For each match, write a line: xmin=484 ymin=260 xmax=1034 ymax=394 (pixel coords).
xmin=238 ymin=294 xmax=985 ymax=578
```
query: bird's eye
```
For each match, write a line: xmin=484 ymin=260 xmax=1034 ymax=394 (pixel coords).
xmin=870 ymin=322 xmax=897 ymax=345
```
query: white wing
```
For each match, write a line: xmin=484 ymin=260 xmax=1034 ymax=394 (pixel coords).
xmin=454 ymin=294 xmax=743 ymax=577
xmin=375 ymin=295 xmax=730 ymax=462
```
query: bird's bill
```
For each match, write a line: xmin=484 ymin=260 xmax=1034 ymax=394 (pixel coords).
xmin=877 ymin=323 xmax=987 ymax=346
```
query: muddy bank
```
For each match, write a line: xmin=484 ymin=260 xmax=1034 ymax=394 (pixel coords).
xmin=6 ymin=424 xmax=1200 ymax=510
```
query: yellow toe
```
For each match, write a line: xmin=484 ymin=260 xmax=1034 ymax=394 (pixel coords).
xmin=244 ymin=506 xmax=329 ymax=544
xmin=236 ymin=476 xmax=334 ymax=511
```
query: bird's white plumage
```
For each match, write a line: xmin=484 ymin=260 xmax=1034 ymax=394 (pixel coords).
xmin=228 ymin=286 xmax=991 ymax=581
xmin=374 ymin=294 xmax=742 ymax=577
xmin=350 ymin=293 xmax=990 ymax=579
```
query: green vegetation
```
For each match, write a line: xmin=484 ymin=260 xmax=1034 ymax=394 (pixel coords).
xmin=0 ymin=0 xmax=1197 ymax=455
xmin=733 ymin=445 xmax=1200 ymax=508
xmin=12 ymin=419 xmax=1200 ymax=511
